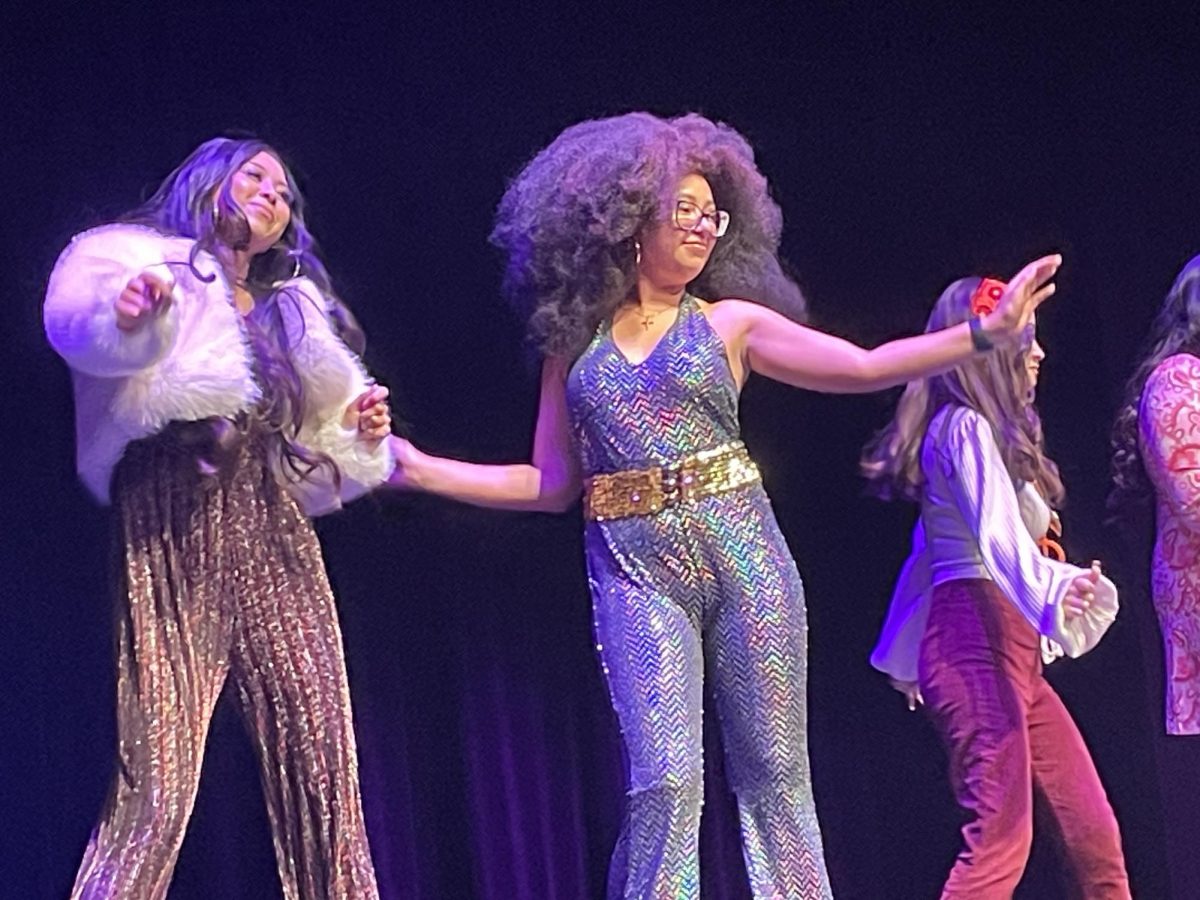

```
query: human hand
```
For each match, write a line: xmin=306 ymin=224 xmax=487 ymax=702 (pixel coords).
xmin=385 ymin=435 xmax=424 ymax=490
xmin=115 ymin=271 xmax=174 ymax=333
xmin=981 ymin=254 xmax=1061 ymax=345
xmin=344 ymin=384 xmax=391 ymax=445
xmin=1063 ymin=560 xmax=1102 ymax=621
xmin=889 ymin=678 xmax=924 ymax=712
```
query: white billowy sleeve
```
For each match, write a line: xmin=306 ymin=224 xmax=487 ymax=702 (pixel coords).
xmin=870 ymin=520 xmax=933 ymax=683
xmin=275 ymin=281 xmax=394 ymax=516
xmin=43 ymin=225 xmax=181 ymax=377
xmin=941 ymin=409 xmax=1117 ymax=657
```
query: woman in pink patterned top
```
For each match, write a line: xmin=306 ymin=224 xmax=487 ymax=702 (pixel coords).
xmin=1112 ymin=256 xmax=1200 ymax=735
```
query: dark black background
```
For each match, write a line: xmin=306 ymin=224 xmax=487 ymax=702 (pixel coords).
xmin=4 ymin=3 xmax=1200 ymax=897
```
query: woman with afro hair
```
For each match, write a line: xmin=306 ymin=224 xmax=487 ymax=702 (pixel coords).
xmin=387 ymin=112 xmax=1059 ymax=899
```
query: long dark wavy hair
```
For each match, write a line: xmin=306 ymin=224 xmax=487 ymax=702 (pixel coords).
xmin=121 ymin=136 xmax=363 ymax=484
xmin=489 ymin=112 xmax=807 ymax=358
xmin=862 ymin=277 xmax=1063 ymax=504
xmin=1110 ymin=256 xmax=1200 ymax=515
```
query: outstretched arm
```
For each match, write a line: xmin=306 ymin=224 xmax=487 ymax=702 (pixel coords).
xmin=386 ymin=358 xmax=583 ymax=513
xmin=720 ymin=254 xmax=1060 ymax=393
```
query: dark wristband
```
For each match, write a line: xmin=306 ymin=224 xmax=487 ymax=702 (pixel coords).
xmin=969 ymin=315 xmax=995 ymax=352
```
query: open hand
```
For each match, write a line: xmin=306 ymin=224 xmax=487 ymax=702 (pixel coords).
xmin=982 ymin=254 xmax=1061 ymax=346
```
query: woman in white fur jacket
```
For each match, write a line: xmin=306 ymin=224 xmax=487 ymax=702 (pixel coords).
xmin=44 ymin=137 xmax=393 ymax=900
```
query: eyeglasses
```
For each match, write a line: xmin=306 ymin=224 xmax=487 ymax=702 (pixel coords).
xmin=673 ymin=200 xmax=730 ymax=238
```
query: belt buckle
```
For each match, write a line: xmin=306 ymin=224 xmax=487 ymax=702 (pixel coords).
xmin=615 ymin=468 xmax=665 ymax=517
xmin=664 ymin=460 xmax=700 ymax=505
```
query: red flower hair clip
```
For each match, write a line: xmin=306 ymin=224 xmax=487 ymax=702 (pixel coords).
xmin=970 ymin=278 xmax=1007 ymax=316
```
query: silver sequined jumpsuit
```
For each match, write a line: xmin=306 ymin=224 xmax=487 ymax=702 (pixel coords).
xmin=566 ymin=297 xmax=833 ymax=899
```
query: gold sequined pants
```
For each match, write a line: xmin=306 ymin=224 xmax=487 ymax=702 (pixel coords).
xmin=71 ymin=427 xmax=380 ymax=900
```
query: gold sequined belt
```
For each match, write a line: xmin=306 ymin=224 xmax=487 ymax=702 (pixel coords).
xmin=583 ymin=441 xmax=761 ymax=522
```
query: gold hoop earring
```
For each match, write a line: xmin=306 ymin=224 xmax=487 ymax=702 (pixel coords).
xmin=271 ymin=253 xmax=303 ymax=288
xmin=634 ymin=240 xmax=642 ymax=267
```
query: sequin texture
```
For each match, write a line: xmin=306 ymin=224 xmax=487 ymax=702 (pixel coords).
xmin=70 ymin=424 xmax=379 ymax=900
xmin=566 ymin=297 xmax=833 ymax=899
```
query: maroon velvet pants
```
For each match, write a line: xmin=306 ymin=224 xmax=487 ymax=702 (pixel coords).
xmin=918 ymin=578 xmax=1130 ymax=899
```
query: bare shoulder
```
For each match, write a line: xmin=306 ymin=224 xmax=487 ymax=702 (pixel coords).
xmin=697 ymin=296 xmax=755 ymax=315
xmin=697 ymin=296 xmax=765 ymax=330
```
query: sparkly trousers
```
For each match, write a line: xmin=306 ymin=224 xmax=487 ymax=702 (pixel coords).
xmin=918 ymin=579 xmax=1129 ymax=900
xmin=588 ymin=485 xmax=832 ymax=900
xmin=71 ymin=428 xmax=379 ymax=900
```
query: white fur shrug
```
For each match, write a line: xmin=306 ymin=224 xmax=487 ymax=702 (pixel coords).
xmin=44 ymin=224 xmax=393 ymax=516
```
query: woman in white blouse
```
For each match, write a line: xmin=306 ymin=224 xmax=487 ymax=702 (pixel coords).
xmin=861 ymin=277 xmax=1129 ymax=899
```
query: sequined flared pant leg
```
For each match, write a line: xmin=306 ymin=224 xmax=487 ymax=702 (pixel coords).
xmin=71 ymin=433 xmax=379 ymax=900
xmin=918 ymin=579 xmax=1129 ymax=900
xmin=589 ymin=488 xmax=832 ymax=900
